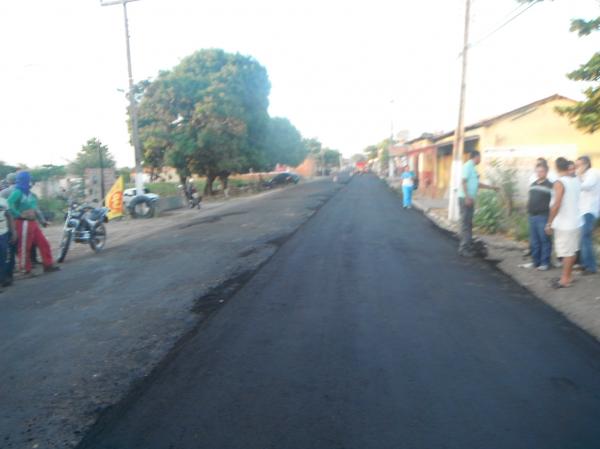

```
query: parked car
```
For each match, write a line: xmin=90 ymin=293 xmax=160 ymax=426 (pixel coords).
xmin=263 ymin=172 xmax=300 ymax=189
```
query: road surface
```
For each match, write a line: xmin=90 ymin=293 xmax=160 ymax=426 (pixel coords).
xmin=79 ymin=175 xmax=600 ymax=449
xmin=0 ymin=179 xmax=341 ymax=449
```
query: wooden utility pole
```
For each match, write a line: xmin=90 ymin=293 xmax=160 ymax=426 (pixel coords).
xmin=100 ymin=0 xmax=145 ymax=198
xmin=448 ymin=0 xmax=471 ymax=222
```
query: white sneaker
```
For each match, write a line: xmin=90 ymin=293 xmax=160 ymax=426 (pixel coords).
xmin=518 ymin=262 xmax=535 ymax=269
xmin=537 ymin=265 xmax=549 ymax=271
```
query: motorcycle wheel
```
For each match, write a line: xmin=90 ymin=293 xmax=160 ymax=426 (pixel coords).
xmin=90 ymin=224 xmax=107 ymax=253
xmin=57 ymin=230 xmax=72 ymax=263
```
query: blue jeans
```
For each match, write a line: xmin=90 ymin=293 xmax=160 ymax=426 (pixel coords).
xmin=529 ymin=215 xmax=552 ymax=267
xmin=402 ymin=186 xmax=413 ymax=207
xmin=0 ymin=233 xmax=9 ymax=285
xmin=580 ymin=213 xmax=597 ymax=273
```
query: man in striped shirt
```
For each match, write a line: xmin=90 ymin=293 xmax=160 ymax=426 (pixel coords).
xmin=527 ymin=162 xmax=554 ymax=271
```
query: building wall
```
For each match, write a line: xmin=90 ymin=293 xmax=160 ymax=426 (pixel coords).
xmin=478 ymin=98 xmax=600 ymax=199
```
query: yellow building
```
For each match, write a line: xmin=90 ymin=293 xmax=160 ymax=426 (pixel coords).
xmin=410 ymin=95 xmax=600 ymax=198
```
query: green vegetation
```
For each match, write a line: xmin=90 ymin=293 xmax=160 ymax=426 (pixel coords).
xmin=520 ymin=0 xmax=599 ymax=133
xmin=69 ymin=138 xmax=116 ymax=176
xmin=145 ymin=182 xmax=180 ymax=197
xmin=473 ymin=191 xmax=504 ymax=234
xmin=136 ymin=49 xmax=272 ymax=195
xmin=38 ymin=197 xmax=68 ymax=222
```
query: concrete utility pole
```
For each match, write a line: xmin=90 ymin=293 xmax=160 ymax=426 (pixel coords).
xmin=100 ymin=0 xmax=145 ymax=197
xmin=448 ymin=0 xmax=472 ymax=222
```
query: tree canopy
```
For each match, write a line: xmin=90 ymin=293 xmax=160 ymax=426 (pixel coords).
xmin=69 ymin=138 xmax=116 ymax=176
xmin=30 ymin=165 xmax=67 ymax=182
xmin=136 ymin=49 xmax=272 ymax=194
xmin=263 ymin=117 xmax=308 ymax=169
xmin=519 ymin=0 xmax=600 ymax=132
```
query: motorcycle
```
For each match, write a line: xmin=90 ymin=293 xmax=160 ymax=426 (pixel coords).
xmin=57 ymin=202 xmax=109 ymax=263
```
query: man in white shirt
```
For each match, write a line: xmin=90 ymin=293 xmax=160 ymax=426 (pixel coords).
xmin=576 ymin=156 xmax=600 ymax=274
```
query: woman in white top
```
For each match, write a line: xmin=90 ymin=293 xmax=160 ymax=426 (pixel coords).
xmin=545 ymin=157 xmax=583 ymax=288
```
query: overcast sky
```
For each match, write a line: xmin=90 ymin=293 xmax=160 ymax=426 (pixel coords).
xmin=0 ymin=0 xmax=598 ymax=167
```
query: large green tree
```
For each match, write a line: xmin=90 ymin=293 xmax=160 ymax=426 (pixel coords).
xmin=263 ymin=117 xmax=308 ymax=169
xmin=519 ymin=0 xmax=599 ymax=132
xmin=137 ymin=49 xmax=271 ymax=194
xmin=69 ymin=138 xmax=116 ymax=176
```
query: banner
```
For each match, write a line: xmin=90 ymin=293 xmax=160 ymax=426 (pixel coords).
xmin=105 ymin=176 xmax=124 ymax=220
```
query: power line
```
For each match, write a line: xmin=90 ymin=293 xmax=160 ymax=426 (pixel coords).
xmin=470 ymin=0 xmax=541 ymax=48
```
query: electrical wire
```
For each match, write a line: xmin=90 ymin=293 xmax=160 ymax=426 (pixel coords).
xmin=470 ymin=0 xmax=542 ymax=48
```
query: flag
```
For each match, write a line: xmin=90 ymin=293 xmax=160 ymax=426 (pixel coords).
xmin=105 ymin=176 xmax=124 ymax=220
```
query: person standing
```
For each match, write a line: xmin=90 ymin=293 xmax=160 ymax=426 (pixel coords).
xmin=545 ymin=157 xmax=583 ymax=288
xmin=458 ymin=150 xmax=499 ymax=257
xmin=1 ymin=173 xmax=18 ymax=280
xmin=400 ymin=166 xmax=416 ymax=209
xmin=0 ymin=196 xmax=16 ymax=290
xmin=527 ymin=163 xmax=554 ymax=270
xmin=576 ymin=155 xmax=599 ymax=274
xmin=7 ymin=172 xmax=59 ymax=275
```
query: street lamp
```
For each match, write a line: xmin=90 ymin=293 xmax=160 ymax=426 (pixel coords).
xmin=100 ymin=0 xmax=145 ymax=197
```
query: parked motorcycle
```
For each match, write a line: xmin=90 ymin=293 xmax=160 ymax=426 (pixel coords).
xmin=57 ymin=202 xmax=109 ymax=263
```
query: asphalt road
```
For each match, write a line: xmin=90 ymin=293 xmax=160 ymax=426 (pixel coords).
xmin=80 ymin=175 xmax=600 ymax=449
xmin=0 ymin=179 xmax=341 ymax=449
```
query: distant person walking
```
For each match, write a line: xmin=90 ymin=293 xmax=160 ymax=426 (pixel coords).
xmin=576 ymin=155 xmax=599 ymax=274
xmin=527 ymin=163 xmax=553 ymax=270
xmin=546 ymin=157 xmax=583 ymax=288
xmin=401 ymin=166 xmax=416 ymax=209
xmin=458 ymin=150 xmax=499 ymax=257
xmin=7 ymin=172 xmax=59 ymax=275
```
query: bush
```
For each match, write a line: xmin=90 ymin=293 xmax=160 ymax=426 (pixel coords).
xmin=508 ymin=212 xmax=530 ymax=242
xmin=38 ymin=197 xmax=68 ymax=223
xmin=473 ymin=191 xmax=503 ymax=233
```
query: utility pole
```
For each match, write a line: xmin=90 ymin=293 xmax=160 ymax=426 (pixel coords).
xmin=100 ymin=0 xmax=144 ymax=197
xmin=448 ymin=0 xmax=471 ymax=222
xmin=389 ymin=99 xmax=394 ymax=178
xmin=98 ymin=147 xmax=105 ymax=204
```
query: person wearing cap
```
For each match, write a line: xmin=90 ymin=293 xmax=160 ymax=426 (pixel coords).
xmin=7 ymin=172 xmax=59 ymax=275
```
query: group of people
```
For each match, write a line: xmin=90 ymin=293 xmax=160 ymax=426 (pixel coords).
xmin=458 ymin=149 xmax=599 ymax=289
xmin=526 ymin=155 xmax=599 ymax=288
xmin=0 ymin=171 xmax=59 ymax=293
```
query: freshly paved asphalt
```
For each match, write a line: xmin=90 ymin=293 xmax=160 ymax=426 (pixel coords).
xmin=79 ymin=175 xmax=600 ymax=449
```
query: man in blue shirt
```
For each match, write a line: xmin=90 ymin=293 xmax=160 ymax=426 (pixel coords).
xmin=458 ymin=150 xmax=499 ymax=257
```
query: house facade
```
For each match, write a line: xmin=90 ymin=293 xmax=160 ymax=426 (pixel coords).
xmin=405 ymin=95 xmax=600 ymax=200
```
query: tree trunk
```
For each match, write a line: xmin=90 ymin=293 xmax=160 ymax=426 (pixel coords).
xmin=219 ymin=173 xmax=229 ymax=198
xmin=204 ymin=174 xmax=216 ymax=196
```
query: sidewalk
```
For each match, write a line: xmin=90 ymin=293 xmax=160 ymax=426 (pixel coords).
xmin=408 ymin=192 xmax=600 ymax=342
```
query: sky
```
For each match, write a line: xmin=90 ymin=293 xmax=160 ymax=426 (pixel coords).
xmin=0 ymin=0 xmax=598 ymax=167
